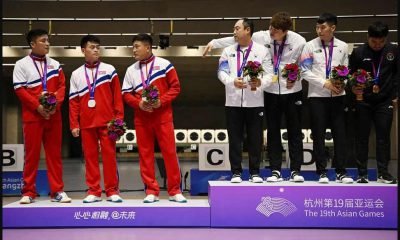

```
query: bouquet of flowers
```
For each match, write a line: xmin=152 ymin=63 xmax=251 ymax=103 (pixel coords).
xmin=330 ymin=65 xmax=350 ymax=90
xmin=107 ymin=118 xmax=127 ymax=141
xmin=243 ymin=61 xmax=264 ymax=91
xmin=142 ymin=84 xmax=159 ymax=104
xmin=281 ymin=63 xmax=301 ymax=82
xmin=39 ymin=92 xmax=57 ymax=111
xmin=347 ymin=69 xmax=373 ymax=101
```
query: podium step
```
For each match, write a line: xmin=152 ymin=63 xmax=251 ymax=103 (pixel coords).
xmin=208 ymin=181 xmax=397 ymax=229
xmin=191 ymin=168 xmax=377 ymax=195
xmin=3 ymin=199 xmax=210 ymax=228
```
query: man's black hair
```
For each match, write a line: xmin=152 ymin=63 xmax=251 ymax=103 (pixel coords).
xmin=368 ymin=21 xmax=389 ymax=38
xmin=80 ymin=35 xmax=101 ymax=48
xmin=132 ymin=33 xmax=153 ymax=46
xmin=317 ymin=13 xmax=337 ymax=26
xmin=26 ymin=29 xmax=48 ymax=47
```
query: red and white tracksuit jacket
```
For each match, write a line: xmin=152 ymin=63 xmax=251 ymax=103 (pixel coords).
xmin=122 ymin=55 xmax=181 ymax=196
xmin=13 ymin=54 xmax=65 ymax=198
xmin=69 ymin=62 xmax=124 ymax=197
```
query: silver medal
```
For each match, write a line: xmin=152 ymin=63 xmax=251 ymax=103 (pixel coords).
xmin=88 ymin=99 xmax=96 ymax=108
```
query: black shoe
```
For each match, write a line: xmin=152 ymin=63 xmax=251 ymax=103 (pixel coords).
xmin=356 ymin=175 xmax=369 ymax=183
xmin=377 ymin=173 xmax=397 ymax=184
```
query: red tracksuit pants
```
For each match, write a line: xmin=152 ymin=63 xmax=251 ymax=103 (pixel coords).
xmin=22 ymin=120 xmax=64 ymax=198
xmin=136 ymin=121 xmax=181 ymax=196
xmin=81 ymin=127 xmax=119 ymax=197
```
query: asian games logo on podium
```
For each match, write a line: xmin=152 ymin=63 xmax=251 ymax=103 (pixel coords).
xmin=256 ymin=196 xmax=297 ymax=217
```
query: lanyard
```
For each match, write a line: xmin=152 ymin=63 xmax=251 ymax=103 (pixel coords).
xmin=139 ymin=55 xmax=156 ymax=88
xmin=84 ymin=62 xmax=100 ymax=100
xmin=30 ymin=55 xmax=48 ymax=92
xmin=236 ymin=41 xmax=253 ymax=77
xmin=321 ymin=38 xmax=334 ymax=79
xmin=273 ymin=38 xmax=286 ymax=75
xmin=371 ymin=54 xmax=384 ymax=84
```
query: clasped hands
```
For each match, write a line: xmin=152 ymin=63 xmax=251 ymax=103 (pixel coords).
xmin=234 ymin=77 xmax=261 ymax=89
xmin=323 ymin=79 xmax=344 ymax=95
xmin=139 ymin=99 xmax=161 ymax=112
xmin=37 ymin=104 xmax=56 ymax=120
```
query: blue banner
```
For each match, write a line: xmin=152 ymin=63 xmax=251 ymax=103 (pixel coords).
xmin=2 ymin=170 xmax=49 ymax=196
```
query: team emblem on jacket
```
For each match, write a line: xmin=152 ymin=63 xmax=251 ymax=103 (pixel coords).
xmin=386 ymin=52 xmax=394 ymax=61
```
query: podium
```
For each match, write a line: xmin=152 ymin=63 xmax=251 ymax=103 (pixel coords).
xmin=208 ymin=181 xmax=397 ymax=228
xmin=3 ymin=180 xmax=397 ymax=229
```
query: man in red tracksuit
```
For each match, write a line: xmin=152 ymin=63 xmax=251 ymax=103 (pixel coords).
xmin=13 ymin=29 xmax=71 ymax=204
xmin=69 ymin=35 xmax=124 ymax=203
xmin=122 ymin=33 xmax=187 ymax=203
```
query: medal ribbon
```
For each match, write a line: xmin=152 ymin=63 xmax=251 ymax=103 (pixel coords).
xmin=236 ymin=41 xmax=253 ymax=77
xmin=371 ymin=54 xmax=384 ymax=85
xmin=84 ymin=62 xmax=100 ymax=100
xmin=273 ymin=37 xmax=286 ymax=75
xmin=321 ymin=38 xmax=334 ymax=79
xmin=139 ymin=55 xmax=156 ymax=88
xmin=30 ymin=54 xmax=48 ymax=92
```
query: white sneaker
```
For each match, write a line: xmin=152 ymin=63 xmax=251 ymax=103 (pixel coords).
xmin=107 ymin=194 xmax=123 ymax=203
xmin=19 ymin=196 xmax=33 ymax=204
xmin=336 ymin=174 xmax=354 ymax=184
xmin=83 ymin=195 xmax=102 ymax=203
xmin=290 ymin=171 xmax=305 ymax=183
xmin=266 ymin=170 xmax=283 ymax=182
xmin=143 ymin=194 xmax=159 ymax=203
xmin=249 ymin=174 xmax=263 ymax=183
xmin=169 ymin=193 xmax=187 ymax=203
xmin=51 ymin=192 xmax=72 ymax=203
xmin=230 ymin=174 xmax=242 ymax=183
xmin=318 ymin=173 xmax=329 ymax=184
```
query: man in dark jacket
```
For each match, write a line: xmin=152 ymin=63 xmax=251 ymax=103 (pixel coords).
xmin=349 ymin=21 xmax=398 ymax=184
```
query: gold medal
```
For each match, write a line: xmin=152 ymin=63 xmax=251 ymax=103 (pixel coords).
xmin=272 ymin=75 xmax=278 ymax=83
xmin=372 ymin=84 xmax=380 ymax=93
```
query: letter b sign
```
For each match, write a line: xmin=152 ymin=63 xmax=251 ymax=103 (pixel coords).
xmin=2 ymin=144 xmax=24 ymax=172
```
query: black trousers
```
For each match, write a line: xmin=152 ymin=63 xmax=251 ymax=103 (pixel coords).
xmin=226 ymin=106 xmax=264 ymax=175
xmin=309 ymin=96 xmax=347 ymax=175
xmin=354 ymin=101 xmax=393 ymax=176
xmin=264 ymin=91 xmax=304 ymax=172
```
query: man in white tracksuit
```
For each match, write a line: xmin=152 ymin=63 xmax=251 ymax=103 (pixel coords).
xmin=300 ymin=13 xmax=354 ymax=184
xmin=217 ymin=18 xmax=273 ymax=183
